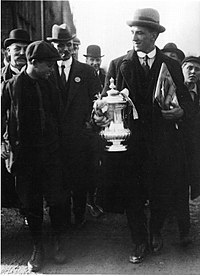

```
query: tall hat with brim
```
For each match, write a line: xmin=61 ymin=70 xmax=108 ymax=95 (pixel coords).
xmin=83 ymin=45 xmax=104 ymax=58
xmin=26 ymin=40 xmax=61 ymax=61
xmin=182 ymin=56 xmax=200 ymax=66
xmin=46 ymin=23 xmax=76 ymax=42
xmin=4 ymin=29 xmax=31 ymax=48
xmin=127 ymin=8 xmax=165 ymax=33
xmin=162 ymin=43 xmax=185 ymax=62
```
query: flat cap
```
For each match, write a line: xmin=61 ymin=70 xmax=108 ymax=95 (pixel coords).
xmin=26 ymin=40 xmax=61 ymax=61
xmin=182 ymin=56 xmax=200 ymax=66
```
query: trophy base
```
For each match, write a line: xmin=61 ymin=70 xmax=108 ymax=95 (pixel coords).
xmin=105 ymin=141 xmax=127 ymax=152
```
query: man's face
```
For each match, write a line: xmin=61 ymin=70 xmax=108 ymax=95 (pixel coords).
xmin=52 ymin=40 xmax=73 ymax=60
xmin=34 ymin=60 xmax=55 ymax=79
xmin=182 ymin=61 xmax=200 ymax=84
xmin=7 ymin=42 xmax=28 ymax=69
xmin=86 ymin=56 xmax=102 ymax=71
xmin=131 ymin=26 xmax=157 ymax=53
xmin=163 ymin=52 xmax=181 ymax=63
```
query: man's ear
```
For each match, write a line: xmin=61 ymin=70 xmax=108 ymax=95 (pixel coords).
xmin=6 ymin=47 xmax=11 ymax=56
xmin=31 ymin=59 xmax=38 ymax=67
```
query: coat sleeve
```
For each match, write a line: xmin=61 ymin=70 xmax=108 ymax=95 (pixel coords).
xmin=1 ymin=80 xmax=11 ymax=141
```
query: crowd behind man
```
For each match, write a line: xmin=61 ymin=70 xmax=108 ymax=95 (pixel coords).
xmin=1 ymin=7 xmax=200 ymax=272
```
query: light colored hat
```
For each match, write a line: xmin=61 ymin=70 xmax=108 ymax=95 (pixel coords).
xmin=46 ymin=24 xmax=76 ymax=42
xmin=127 ymin=8 xmax=165 ymax=33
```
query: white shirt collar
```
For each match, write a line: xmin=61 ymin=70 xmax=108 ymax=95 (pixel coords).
xmin=137 ymin=48 xmax=156 ymax=59
xmin=57 ymin=57 xmax=73 ymax=68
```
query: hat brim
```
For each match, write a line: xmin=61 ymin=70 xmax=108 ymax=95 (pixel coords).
xmin=162 ymin=48 xmax=185 ymax=61
xmin=46 ymin=34 xmax=76 ymax=42
xmin=126 ymin=20 xmax=165 ymax=33
xmin=83 ymin=55 xmax=104 ymax=58
xmin=4 ymin=38 xmax=31 ymax=48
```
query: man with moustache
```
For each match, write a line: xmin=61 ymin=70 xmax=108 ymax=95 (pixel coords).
xmin=1 ymin=41 xmax=68 ymax=272
xmin=84 ymin=45 xmax=106 ymax=89
xmin=1 ymin=29 xmax=31 ymax=209
xmin=93 ymin=8 xmax=194 ymax=263
xmin=47 ymin=24 xmax=102 ymax=229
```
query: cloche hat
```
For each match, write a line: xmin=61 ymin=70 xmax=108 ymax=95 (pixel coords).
xmin=83 ymin=45 xmax=104 ymax=58
xmin=46 ymin=24 xmax=76 ymax=42
xmin=4 ymin=29 xmax=31 ymax=48
xmin=127 ymin=8 xmax=165 ymax=33
xmin=162 ymin=43 xmax=185 ymax=62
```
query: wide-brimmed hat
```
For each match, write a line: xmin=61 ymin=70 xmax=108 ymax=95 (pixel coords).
xmin=46 ymin=24 xmax=76 ymax=42
xmin=182 ymin=56 xmax=200 ymax=66
xmin=26 ymin=40 xmax=61 ymax=62
xmin=127 ymin=8 xmax=165 ymax=33
xmin=162 ymin=43 xmax=185 ymax=62
xmin=4 ymin=29 xmax=31 ymax=48
xmin=83 ymin=45 xmax=104 ymax=58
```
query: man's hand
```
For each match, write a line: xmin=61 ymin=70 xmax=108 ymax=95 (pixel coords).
xmin=93 ymin=98 xmax=111 ymax=127
xmin=1 ymin=142 xmax=10 ymax=160
xmin=161 ymin=103 xmax=184 ymax=120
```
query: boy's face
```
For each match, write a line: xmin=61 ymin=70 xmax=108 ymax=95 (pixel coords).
xmin=34 ymin=60 xmax=55 ymax=79
xmin=182 ymin=61 xmax=200 ymax=84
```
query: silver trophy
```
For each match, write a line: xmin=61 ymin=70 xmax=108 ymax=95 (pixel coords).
xmin=99 ymin=78 xmax=132 ymax=152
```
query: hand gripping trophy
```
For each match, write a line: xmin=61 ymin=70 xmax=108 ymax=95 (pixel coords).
xmin=93 ymin=78 xmax=138 ymax=151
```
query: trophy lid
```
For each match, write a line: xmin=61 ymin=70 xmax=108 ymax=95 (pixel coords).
xmin=106 ymin=78 xmax=126 ymax=104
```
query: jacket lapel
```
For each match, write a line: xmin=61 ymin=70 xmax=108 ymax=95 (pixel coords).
xmin=63 ymin=59 xmax=83 ymax=116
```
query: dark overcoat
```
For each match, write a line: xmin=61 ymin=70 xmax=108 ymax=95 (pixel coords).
xmin=100 ymin=48 xmax=195 ymax=213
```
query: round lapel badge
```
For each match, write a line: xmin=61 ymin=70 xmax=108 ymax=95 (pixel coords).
xmin=75 ymin=77 xmax=81 ymax=83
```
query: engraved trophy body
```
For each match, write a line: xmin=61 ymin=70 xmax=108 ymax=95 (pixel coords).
xmin=99 ymin=78 xmax=131 ymax=152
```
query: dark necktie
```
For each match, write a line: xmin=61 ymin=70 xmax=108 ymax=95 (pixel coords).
xmin=142 ymin=55 xmax=150 ymax=77
xmin=60 ymin=65 xmax=67 ymax=87
xmin=190 ymin=91 xmax=199 ymax=106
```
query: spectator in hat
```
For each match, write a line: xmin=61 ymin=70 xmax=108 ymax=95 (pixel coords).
xmin=1 ymin=29 xmax=31 ymax=211
xmin=1 ymin=40 xmax=68 ymax=272
xmin=84 ymin=45 xmax=106 ymax=89
xmin=162 ymin=42 xmax=185 ymax=64
xmin=72 ymin=36 xmax=81 ymax=60
xmin=182 ymin=56 xmax=200 ymax=201
xmin=2 ymin=29 xmax=31 ymax=81
xmin=92 ymin=8 xmax=194 ymax=263
xmin=47 ymin=24 xmax=102 ymax=229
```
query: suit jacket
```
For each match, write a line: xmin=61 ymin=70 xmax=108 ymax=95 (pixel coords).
xmin=51 ymin=58 xmax=102 ymax=154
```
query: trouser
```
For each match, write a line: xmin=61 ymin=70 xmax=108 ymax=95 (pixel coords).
xmin=100 ymin=150 xmax=149 ymax=245
xmin=15 ymin=145 xmax=67 ymax=243
xmin=62 ymin=150 xmax=90 ymax=223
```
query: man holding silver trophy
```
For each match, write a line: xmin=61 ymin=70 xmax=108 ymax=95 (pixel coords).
xmin=93 ymin=8 xmax=195 ymax=263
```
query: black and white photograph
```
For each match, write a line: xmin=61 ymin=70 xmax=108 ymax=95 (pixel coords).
xmin=1 ymin=0 xmax=200 ymax=274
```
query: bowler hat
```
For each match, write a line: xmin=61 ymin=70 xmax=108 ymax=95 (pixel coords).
xmin=26 ymin=40 xmax=61 ymax=62
xmin=83 ymin=45 xmax=104 ymax=58
xmin=4 ymin=29 xmax=31 ymax=48
xmin=46 ymin=24 xmax=76 ymax=42
xmin=162 ymin=43 xmax=185 ymax=62
xmin=127 ymin=8 xmax=165 ymax=33
xmin=73 ymin=37 xmax=81 ymax=45
xmin=182 ymin=56 xmax=200 ymax=66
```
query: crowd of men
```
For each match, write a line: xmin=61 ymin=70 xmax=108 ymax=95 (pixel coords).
xmin=1 ymin=7 xmax=200 ymax=272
